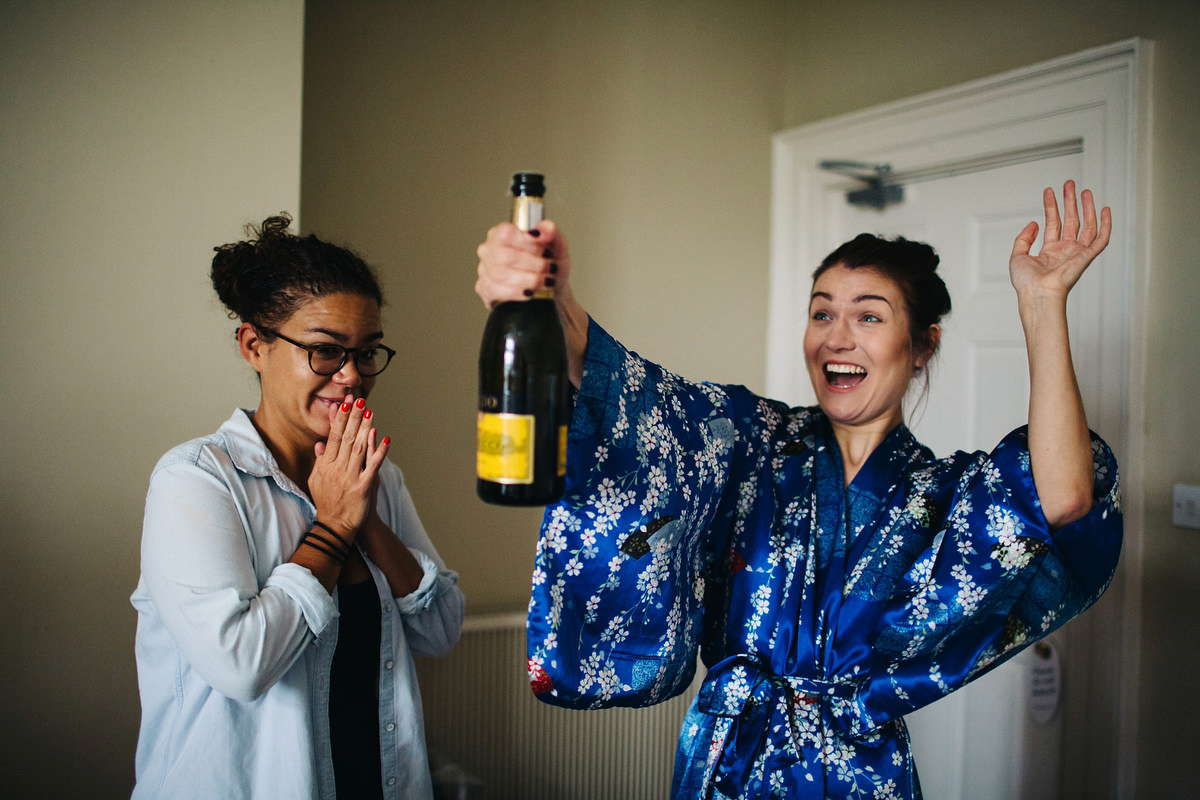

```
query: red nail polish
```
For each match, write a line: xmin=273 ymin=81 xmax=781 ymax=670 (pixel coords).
xmin=355 ymin=397 xmax=366 ymax=409
xmin=364 ymin=409 xmax=372 ymax=420
xmin=341 ymin=402 xmax=351 ymax=413
xmin=382 ymin=436 xmax=391 ymax=446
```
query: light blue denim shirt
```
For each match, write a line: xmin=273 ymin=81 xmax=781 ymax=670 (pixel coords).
xmin=131 ymin=409 xmax=464 ymax=799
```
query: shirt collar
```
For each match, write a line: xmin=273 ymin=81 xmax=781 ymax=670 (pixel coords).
xmin=218 ymin=409 xmax=309 ymax=499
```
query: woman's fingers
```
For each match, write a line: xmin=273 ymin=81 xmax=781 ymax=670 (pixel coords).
xmin=310 ymin=397 xmax=387 ymax=534
xmin=322 ymin=396 xmax=353 ymax=461
xmin=367 ymin=428 xmax=390 ymax=473
xmin=1094 ymin=204 xmax=1113 ymax=254
xmin=320 ymin=395 xmax=375 ymax=468
xmin=1013 ymin=183 xmax=1112 ymax=296
xmin=1042 ymin=186 xmax=1062 ymax=243
xmin=1011 ymin=220 xmax=1040 ymax=260
xmin=1060 ymin=180 xmax=1081 ymax=241
xmin=1079 ymin=189 xmax=1113 ymax=255
xmin=1079 ymin=187 xmax=1098 ymax=244
xmin=341 ymin=397 xmax=367 ymax=446
xmin=475 ymin=220 xmax=561 ymax=307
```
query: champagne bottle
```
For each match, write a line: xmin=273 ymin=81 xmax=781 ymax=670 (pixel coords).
xmin=477 ymin=172 xmax=569 ymax=505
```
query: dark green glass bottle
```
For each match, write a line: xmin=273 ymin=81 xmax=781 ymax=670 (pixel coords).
xmin=476 ymin=172 xmax=568 ymax=505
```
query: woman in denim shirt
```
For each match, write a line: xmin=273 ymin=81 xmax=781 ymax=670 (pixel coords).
xmin=131 ymin=215 xmax=464 ymax=799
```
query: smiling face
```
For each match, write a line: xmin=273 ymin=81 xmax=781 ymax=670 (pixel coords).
xmin=240 ymin=291 xmax=384 ymax=460
xmin=804 ymin=264 xmax=932 ymax=433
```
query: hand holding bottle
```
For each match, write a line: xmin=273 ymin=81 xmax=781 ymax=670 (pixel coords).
xmin=476 ymin=218 xmax=588 ymax=387
xmin=475 ymin=218 xmax=571 ymax=307
xmin=476 ymin=173 xmax=572 ymax=505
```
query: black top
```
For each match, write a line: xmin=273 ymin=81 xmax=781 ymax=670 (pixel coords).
xmin=329 ymin=578 xmax=383 ymax=799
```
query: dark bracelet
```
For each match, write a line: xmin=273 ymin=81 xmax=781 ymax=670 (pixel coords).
xmin=313 ymin=519 xmax=353 ymax=549
xmin=305 ymin=529 xmax=349 ymax=558
xmin=300 ymin=534 xmax=346 ymax=564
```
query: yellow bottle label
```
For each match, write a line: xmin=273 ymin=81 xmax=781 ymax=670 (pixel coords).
xmin=477 ymin=412 xmax=535 ymax=484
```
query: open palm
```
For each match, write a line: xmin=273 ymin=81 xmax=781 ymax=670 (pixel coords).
xmin=1010 ymin=180 xmax=1112 ymax=298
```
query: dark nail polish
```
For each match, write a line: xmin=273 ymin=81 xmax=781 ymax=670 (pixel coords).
xmin=549 ymin=262 xmax=559 ymax=274
xmin=523 ymin=288 xmax=534 ymax=297
xmin=544 ymin=277 xmax=556 ymax=288
xmin=542 ymin=248 xmax=553 ymax=258
xmin=529 ymin=230 xmax=541 ymax=238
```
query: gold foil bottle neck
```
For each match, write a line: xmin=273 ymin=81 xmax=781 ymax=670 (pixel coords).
xmin=512 ymin=194 xmax=544 ymax=232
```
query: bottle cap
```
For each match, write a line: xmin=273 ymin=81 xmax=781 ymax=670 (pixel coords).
xmin=511 ymin=172 xmax=545 ymax=197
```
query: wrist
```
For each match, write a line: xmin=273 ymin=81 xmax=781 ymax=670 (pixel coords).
xmin=1015 ymin=282 xmax=1068 ymax=308
xmin=1016 ymin=287 xmax=1068 ymax=328
xmin=313 ymin=518 xmax=356 ymax=544
xmin=298 ymin=522 xmax=352 ymax=567
xmin=355 ymin=512 xmax=385 ymax=549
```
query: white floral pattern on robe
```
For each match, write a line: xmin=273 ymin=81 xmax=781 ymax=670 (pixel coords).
xmin=526 ymin=321 xmax=1122 ymax=799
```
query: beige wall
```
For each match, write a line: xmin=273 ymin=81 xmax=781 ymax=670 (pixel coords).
xmin=300 ymin=0 xmax=788 ymax=614
xmin=0 ymin=1 xmax=304 ymax=796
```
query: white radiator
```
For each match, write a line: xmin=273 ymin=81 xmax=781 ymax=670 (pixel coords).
xmin=415 ymin=613 xmax=701 ymax=800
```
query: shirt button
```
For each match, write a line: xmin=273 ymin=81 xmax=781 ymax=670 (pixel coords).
xmin=387 ymin=777 xmax=396 ymax=786
xmin=385 ymin=660 xmax=394 ymax=670
xmin=386 ymin=723 xmax=395 ymax=732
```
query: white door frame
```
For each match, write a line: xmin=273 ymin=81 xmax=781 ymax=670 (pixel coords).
xmin=767 ymin=39 xmax=1150 ymax=799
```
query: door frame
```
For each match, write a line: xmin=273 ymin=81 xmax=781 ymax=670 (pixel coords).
xmin=767 ymin=39 xmax=1150 ymax=799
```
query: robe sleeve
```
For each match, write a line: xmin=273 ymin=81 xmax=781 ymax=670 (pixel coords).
xmin=526 ymin=319 xmax=740 ymax=709
xmin=855 ymin=426 xmax=1122 ymax=729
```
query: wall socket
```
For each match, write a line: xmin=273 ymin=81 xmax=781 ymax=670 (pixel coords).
xmin=1173 ymin=484 xmax=1200 ymax=530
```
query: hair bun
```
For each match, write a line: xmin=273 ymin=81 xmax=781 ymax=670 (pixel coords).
xmin=209 ymin=213 xmax=382 ymax=330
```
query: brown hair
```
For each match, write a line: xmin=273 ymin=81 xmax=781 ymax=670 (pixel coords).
xmin=211 ymin=213 xmax=383 ymax=334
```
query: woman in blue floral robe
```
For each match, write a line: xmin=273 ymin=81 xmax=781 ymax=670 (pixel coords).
xmin=474 ymin=182 xmax=1122 ymax=798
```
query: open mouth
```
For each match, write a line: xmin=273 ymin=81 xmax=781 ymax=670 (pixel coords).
xmin=824 ymin=362 xmax=866 ymax=389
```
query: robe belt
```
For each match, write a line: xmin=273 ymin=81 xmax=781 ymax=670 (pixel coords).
xmin=696 ymin=654 xmax=866 ymax=797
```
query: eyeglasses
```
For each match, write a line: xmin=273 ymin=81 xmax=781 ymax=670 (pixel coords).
xmin=264 ymin=329 xmax=396 ymax=377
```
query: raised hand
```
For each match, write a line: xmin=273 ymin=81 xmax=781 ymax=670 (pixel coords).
xmin=307 ymin=394 xmax=390 ymax=539
xmin=1012 ymin=180 xmax=1112 ymax=529
xmin=1009 ymin=180 xmax=1112 ymax=299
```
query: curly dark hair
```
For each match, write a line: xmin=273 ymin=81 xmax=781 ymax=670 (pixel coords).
xmin=210 ymin=213 xmax=383 ymax=333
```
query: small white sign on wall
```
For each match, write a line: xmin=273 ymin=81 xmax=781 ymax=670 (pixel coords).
xmin=1027 ymin=640 xmax=1062 ymax=725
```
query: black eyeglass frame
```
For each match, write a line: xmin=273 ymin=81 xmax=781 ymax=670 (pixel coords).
xmin=262 ymin=328 xmax=397 ymax=377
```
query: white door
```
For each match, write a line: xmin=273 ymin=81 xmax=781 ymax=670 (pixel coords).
xmin=766 ymin=41 xmax=1145 ymax=800
xmin=833 ymin=155 xmax=1080 ymax=800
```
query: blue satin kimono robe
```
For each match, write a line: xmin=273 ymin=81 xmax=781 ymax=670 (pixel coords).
xmin=525 ymin=320 xmax=1122 ymax=799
